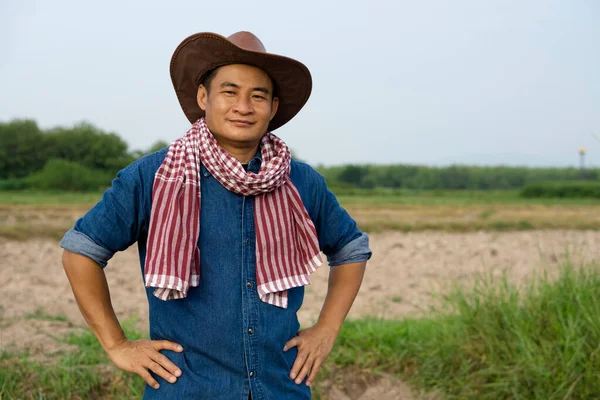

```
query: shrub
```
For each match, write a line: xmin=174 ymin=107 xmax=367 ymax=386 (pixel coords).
xmin=24 ymin=159 xmax=113 ymax=191
xmin=520 ymin=181 xmax=600 ymax=198
xmin=0 ymin=178 xmax=29 ymax=191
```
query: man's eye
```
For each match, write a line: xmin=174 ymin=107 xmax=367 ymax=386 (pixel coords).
xmin=253 ymin=95 xmax=266 ymax=100
xmin=224 ymin=91 xmax=235 ymax=95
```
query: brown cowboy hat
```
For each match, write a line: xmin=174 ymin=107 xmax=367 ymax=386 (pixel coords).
xmin=170 ymin=31 xmax=312 ymax=131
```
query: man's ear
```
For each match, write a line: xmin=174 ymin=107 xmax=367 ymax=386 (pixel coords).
xmin=269 ymin=97 xmax=279 ymax=121
xmin=197 ymin=85 xmax=208 ymax=111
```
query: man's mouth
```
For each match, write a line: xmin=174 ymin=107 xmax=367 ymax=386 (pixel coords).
xmin=229 ymin=119 xmax=255 ymax=127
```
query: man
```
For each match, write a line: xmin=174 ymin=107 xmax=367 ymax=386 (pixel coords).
xmin=61 ymin=31 xmax=371 ymax=399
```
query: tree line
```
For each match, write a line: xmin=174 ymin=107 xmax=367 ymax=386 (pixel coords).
xmin=318 ymin=164 xmax=596 ymax=191
xmin=0 ymin=119 xmax=167 ymax=179
xmin=0 ymin=119 xmax=596 ymax=191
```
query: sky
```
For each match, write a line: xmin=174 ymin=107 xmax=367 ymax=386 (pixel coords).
xmin=1 ymin=0 xmax=599 ymax=167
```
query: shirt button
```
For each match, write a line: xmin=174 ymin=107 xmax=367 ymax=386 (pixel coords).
xmin=245 ymin=238 xmax=249 ymax=244
xmin=248 ymin=328 xmax=254 ymax=335
xmin=246 ymin=281 xmax=252 ymax=288
xmin=249 ymin=371 xmax=255 ymax=378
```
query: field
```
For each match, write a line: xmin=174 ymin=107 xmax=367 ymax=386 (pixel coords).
xmin=1 ymin=190 xmax=600 ymax=399
xmin=2 ymin=190 xmax=600 ymax=241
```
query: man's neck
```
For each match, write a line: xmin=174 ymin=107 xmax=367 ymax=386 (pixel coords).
xmin=217 ymin=142 xmax=259 ymax=164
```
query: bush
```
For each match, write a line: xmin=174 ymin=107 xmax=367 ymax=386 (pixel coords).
xmin=0 ymin=178 xmax=30 ymax=191
xmin=520 ymin=181 xmax=600 ymax=199
xmin=0 ymin=119 xmax=48 ymax=179
xmin=24 ymin=159 xmax=113 ymax=191
xmin=43 ymin=122 xmax=135 ymax=175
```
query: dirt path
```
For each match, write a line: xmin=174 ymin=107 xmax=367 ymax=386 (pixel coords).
xmin=1 ymin=230 xmax=599 ymax=399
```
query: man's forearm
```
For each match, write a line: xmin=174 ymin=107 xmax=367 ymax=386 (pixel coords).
xmin=62 ymin=250 xmax=126 ymax=351
xmin=316 ymin=261 xmax=366 ymax=333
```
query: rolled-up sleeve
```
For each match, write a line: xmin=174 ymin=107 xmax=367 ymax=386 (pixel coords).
xmin=60 ymin=154 xmax=156 ymax=268
xmin=60 ymin=229 xmax=113 ymax=268
xmin=327 ymin=232 xmax=371 ymax=267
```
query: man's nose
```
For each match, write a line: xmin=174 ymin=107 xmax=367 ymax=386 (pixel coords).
xmin=232 ymin=96 xmax=253 ymax=114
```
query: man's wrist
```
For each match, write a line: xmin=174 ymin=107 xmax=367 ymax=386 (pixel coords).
xmin=90 ymin=322 xmax=127 ymax=353
xmin=315 ymin=316 xmax=343 ymax=336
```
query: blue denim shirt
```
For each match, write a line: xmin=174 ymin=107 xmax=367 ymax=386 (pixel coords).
xmin=60 ymin=147 xmax=371 ymax=400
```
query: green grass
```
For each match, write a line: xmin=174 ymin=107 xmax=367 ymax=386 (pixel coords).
xmin=0 ymin=318 xmax=145 ymax=400
xmin=1 ymin=189 xmax=600 ymax=207
xmin=5 ymin=189 xmax=599 ymax=240
xmin=0 ymin=222 xmax=77 ymax=241
xmin=358 ymin=219 xmax=545 ymax=234
xmin=0 ymin=350 xmax=111 ymax=400
xmin=1 ymin=308 xmax=72 ymax=329
xmin=337 ymin=190 xmax=600 ymax=206
xmin=25 ymin=308 xmax=70 ymax=323
xmin=326 ymin=262 xmax=600 ymax=399
xmin=479 ymin=209 xmax=497 ymax=220
xmin=391 ymin=296 xmax=403 ymax=303
xmin=4 ymin=263 xmax=600 ymax=399
xmin=0 ymin=190 xmax=103 ymax=205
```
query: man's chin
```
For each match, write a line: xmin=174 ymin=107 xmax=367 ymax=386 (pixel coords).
xmin=220 ymin=128 xmax=266 ymax=143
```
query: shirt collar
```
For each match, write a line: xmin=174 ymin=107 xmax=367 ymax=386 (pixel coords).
xmin=247 ymin=148 xmax=263 ymax=173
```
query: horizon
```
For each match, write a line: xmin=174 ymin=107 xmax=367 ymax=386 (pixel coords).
xmin=2 ymin=116 xmax=598 ymax=169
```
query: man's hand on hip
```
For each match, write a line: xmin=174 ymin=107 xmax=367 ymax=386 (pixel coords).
xmin=283 ymin=323 xmax=338 ymax=387
xmin=283 ymin=261 xmax=367 ymax=387
xmin=107 ymin=339 xmax=184 ymax=390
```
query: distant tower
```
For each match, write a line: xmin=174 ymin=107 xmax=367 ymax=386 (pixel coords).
xmin=579 ymin=147 xmax=586 ymax=180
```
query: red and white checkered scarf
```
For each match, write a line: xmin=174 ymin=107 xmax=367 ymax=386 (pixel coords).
xmin=144 ymin=118 xmax=322 ymax=308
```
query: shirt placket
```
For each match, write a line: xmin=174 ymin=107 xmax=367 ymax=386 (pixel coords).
xmin=241 ymin=194 xmax=260 ymax=399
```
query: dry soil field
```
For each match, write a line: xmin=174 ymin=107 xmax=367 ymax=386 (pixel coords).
xmin=2 ymin=222 xmax=600 ymax=399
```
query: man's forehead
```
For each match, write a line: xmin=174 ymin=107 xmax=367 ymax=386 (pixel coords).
xmin=213 ymin=64 xmax=273 ymax=85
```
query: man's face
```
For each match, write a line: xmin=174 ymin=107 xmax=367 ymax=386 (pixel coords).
xmin=196 ymin=64 xmax=279 ymax=147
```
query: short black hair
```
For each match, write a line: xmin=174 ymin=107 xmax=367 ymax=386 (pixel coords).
xmin=198 ymin=66 xmax=278 ymax=99
xmin=198 ymin=67 xmax=220 ymax=95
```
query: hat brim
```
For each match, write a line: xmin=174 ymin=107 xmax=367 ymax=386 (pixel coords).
xmin=170 ymin=33 xmax=312 ymax=131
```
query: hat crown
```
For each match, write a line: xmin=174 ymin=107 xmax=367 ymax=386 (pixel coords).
xmin=227 ymin=31 xmax=266 ymax=53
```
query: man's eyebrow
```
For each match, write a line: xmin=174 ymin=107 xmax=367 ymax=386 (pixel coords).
xmin=219 ymin=82 xmax=271 ymax=95
xmin=220 ymin=82 xmax=240 ymax=89
xmin=252 ymin=87 xmax=271 ymax=95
